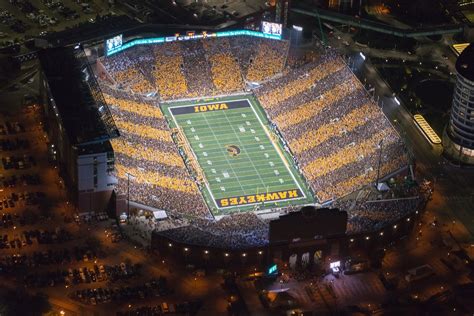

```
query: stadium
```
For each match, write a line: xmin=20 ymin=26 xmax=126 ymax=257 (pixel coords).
xmin=69 ymin=28 xmax=428 ymax=257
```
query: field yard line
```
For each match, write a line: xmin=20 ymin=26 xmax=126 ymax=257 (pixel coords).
xmin=247 ymin=98 xmax=306 ymax=199
xmin=168 ymin=106 xmax=220 ymax=210
xmin=201 ymin=112 xmax=248 ymax=197
xmin=221 ymin=107 xmax=269 ymax=194
xmin=166 ymin=95 xmax=309 ymax=211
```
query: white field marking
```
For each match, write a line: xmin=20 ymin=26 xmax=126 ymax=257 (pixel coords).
xmin=246 ymin=121 xmax=251 ymax=126
xmin=211 ymin=169 xmax=216 ymax=173
xmin=260 ymin=145 xmax=265 ymax=150
xmin=279 ymin=178 xmax=284 ymax=183
xmin=223 ymin=171 xmax=230 ymax=178
xmin=186 ymin=120 xmax=192 ymax=124
xmin=264 ymin=153 xmax=269 ymax=158
xmin=269 ymin=161 xmax=274 ymax=167
xmin=251 ymin=129 xmax=255 ymax=134
xmin=207 ymin=160 xmax=212 ymax=165
xmin=194 ymin=135 xmax=199 ymax=140
xmin=168 ymin=107 xmax=216 ymax=209
xmin=220 ymin=186 xmax=226 ymax=191
xmin=203 ymin=152 xmax=208 ymax=157
xmin=239 ymin=126 xmax=245 ymax=133
xmin=203 ymin=111 xmax=247 ymax=197
xmin=199 ymin=143 xmax=204 ymax=148
xmin=167 ymin=97 xmax=306 ymax=210
xmin=191 ymin=127 xmax=195 ymax=132
xmin=167 ymin=98 xmax=252 ymax=110
xmin=274 ymin=170 xmax=280 ymax=175
xmin=255 ymin=136 xmax=260 ymax=141
xmin=216 ymin=177 xmax=221 ymax=182
xmin=216 ymin=195 xmax=306 ymax=210
xmin=221 ymin=108 xmax=268 ymax=196
xmin=247 ymin=99 xmax=306 ymax=200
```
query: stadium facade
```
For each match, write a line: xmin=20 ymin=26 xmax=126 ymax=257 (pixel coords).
xmin=38 ymin=47 xmax=120 ymax=213
xmin=151 ymin=206 xmax=420 ymax=268
xmin=444 ymin=43 xmax=474 ymax=164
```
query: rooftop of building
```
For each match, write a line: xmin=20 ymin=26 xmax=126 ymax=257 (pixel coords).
xmin=456 ymin=43 xmax=474 ymax=82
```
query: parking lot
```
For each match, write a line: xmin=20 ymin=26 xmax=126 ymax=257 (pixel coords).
xmin=0 ymin=0 xmax=116 ymax=47
xmin=0 ymin=93 xmax=233 ymax=315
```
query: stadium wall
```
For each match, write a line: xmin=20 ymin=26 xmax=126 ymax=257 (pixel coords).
xmin=151 ymin=208 xmax=420 ymax=269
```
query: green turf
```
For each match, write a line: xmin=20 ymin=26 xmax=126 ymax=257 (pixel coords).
xmin=161 ymin=94 xmax=314 ymax=216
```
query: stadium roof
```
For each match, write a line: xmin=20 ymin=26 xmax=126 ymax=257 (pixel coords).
xmin=38 ymin=46 xmax=119 ymax=147
xmin=456 ymin=43 xmax=474 ymax=82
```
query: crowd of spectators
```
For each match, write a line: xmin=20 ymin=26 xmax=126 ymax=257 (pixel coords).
xmin=101 ymin=49 xmax=155 ymax=94
xmin=180 ymin=40 xmax=216 ymax=97
xmin=336 ymin=197 xmax=425 ymax=234
xmin=254 ymin=53 xmax=408 ymax=202
xmin=102 ymin=91 xmax=210 ymax=219
xmin=100 ymin=36 xmax=291 ymax=101
xmin=97 ymin=40 xmax=416 ymax=248
xmin=158 ymin=212 xmax=269 ymax=249
xmin=204 ymin=38 xmax=245 ymax=93
xmin=246 ymin=40 xmax=289 ymax=82
xmin=152 ymin=43 xmax=189 ymax=100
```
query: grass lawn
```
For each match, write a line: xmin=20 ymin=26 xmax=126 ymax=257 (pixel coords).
xmin=161 ymin=94 xmax=314 ymax=216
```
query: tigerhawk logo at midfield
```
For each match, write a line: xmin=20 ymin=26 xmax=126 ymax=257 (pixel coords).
xmin=194 ymin=103 xmax=228 ymax=112
xmin=226 ymin=144 xmax=241 ymax=157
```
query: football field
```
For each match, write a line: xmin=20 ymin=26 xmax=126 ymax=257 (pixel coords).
xmin=162 ymin=95 xmax=314 ymax=215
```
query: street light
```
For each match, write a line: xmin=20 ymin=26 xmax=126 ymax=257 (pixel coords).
xmin=125 ymin=172 xmax=136 ymax=219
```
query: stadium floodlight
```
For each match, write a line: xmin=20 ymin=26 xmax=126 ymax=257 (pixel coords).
xmin=292 ymin=25 xmax=303 ymax=32
xmin=359 ymin=52 xmax=366 ymax=60
xmin=329 ymin=261 xmax=340 ymax=273
xmin=394 ymin=97 xmax=401 ymax=105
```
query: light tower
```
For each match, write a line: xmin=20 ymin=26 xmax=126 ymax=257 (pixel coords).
xmin=443 ymin=43 xmax=474 ymax=164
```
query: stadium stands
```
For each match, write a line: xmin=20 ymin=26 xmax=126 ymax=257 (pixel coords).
xmin=254 ymin=54 xmax=408 ymax=202
xmin=157 ymin=212 xmax=269 ymax=249
xmin=152 ymin=43 xmax=188 ymax=100
xmin=102 ymin=90 xmax=210 ymax=218
xmin=336 ymin=197 xmax=424 ymax=234
xmin=100 ymin=36 xmax=290 ymax=100
xmin=98 ymin=37 xmax=411 ymax=243
xmin=204 ymin=38 xmax=245 ymax=93
xmin=246 ymin=39 xmax=289 ymax=82
xmin=102 ymin=49 xmax=155 ymax=94
xmin=155 ymin=195 xmax=424 ymax=249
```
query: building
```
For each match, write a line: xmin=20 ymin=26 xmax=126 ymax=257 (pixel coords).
xmin=443 ymin=43 xmax=474 ymax=164
xmin=38 ymin=46 xmax=120 ymax=212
